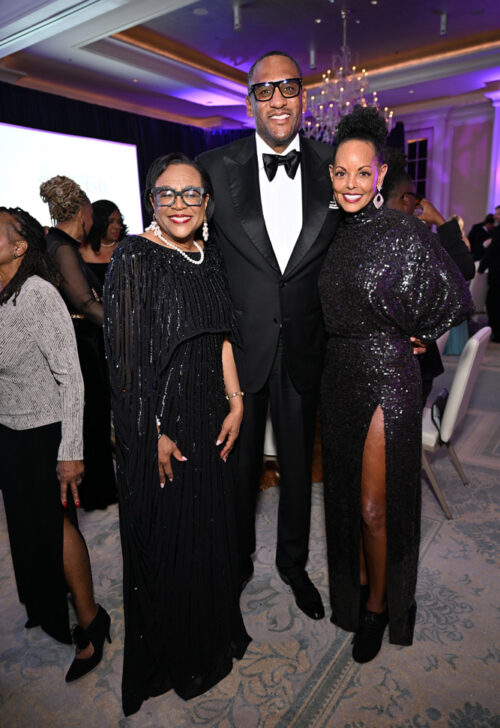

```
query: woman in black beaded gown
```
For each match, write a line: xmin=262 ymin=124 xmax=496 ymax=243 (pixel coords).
xmin=103 ymin=154 xmax=250 ymax=716
xmin=319 ymin=107 xmax=473 ymax=663
xmin=41 ymin=176 xmax=117 ymax=511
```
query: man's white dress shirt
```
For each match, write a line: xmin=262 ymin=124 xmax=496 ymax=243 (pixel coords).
xmin=255 ymin=133 xmax=303 ymax=273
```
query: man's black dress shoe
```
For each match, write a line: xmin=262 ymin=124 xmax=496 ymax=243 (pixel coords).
xmin=352 ymin=609 xmax=388 ymax=663
xmin=278 ymin=570 xmax=325 ymax=620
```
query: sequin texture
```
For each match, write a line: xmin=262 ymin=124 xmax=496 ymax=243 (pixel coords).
xmin=318 ymin=203 xmax=473 ymax=646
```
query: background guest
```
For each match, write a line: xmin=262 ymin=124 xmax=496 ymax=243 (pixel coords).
xmin=80 ymin=199 xmax=127 ymax=287
xmin=468 ymin=213 xmax=494 ymax=261
xmin=479 ymin=225 xmax=500 ymax=342
xmin=383 ymin=149 xmax=475 ymax=397
xmin=0 ymin=206 xmax=111 ymax=682
xmin=41 ymin=176 xmax=116 ymax=511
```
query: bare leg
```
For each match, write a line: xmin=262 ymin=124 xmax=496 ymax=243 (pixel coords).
xmin=360 ymin=405 xmax=387 ymax=614
xmin=63 ymin=515 xmax=97 ymax=658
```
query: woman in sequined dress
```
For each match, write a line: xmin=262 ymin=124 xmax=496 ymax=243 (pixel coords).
xmin=319 ymin=107 xmax=473 ymax=663
xmin=103 ymin=153 xmax=250 ymax=716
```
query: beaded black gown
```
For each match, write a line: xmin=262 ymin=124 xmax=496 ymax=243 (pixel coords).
xmin=103 ymin=236 xmax=250 ymax=716
xmin=318 ymin=203 xmax=473 ymax=646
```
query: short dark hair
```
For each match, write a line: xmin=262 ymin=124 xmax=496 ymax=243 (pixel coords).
xmin=86 ymin=199 xmax=128 ymax=253
xmin=334 ymin=105 xmax=389 ymax=163
xmin=0 ymin=207 xmax=60 ymax=306
xmin=143 ymin=153 xmax=215 ymax=222
xmin=247 ymin=51 xmax=302 ymax=90
xmin=381 ymin=148 xmax=413 ymax=201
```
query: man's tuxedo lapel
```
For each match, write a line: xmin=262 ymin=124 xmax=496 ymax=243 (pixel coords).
xmin=224 ymin=136 xmax=280 ymax=273
xmin=284 ymin=137 xmax=334 ymax=277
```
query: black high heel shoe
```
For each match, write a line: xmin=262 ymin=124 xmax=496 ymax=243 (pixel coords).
xmin=65 ymin=605 xmax=111 ymax=683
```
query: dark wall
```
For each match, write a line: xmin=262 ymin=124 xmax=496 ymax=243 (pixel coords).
xmin=0 ymin=80 xmax=251 ymax=220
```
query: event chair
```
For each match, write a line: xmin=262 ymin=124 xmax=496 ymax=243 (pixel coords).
xmin=436 ymin=329 xmax=451 ymax=356
xmin=421 ymin=326 xmax=491 ymax=519
xmin=469 ymin=262 xmax=488 ymax=323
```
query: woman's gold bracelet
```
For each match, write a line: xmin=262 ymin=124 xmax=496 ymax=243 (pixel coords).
xmin=225 ymin=391 xmax=244 ymax=400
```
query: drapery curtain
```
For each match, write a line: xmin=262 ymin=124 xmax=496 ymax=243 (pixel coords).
xmin=0 ymin=80 xmax=251 ymax=223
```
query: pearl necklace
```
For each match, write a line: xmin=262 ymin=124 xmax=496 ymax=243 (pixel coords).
xmin=147 ymin=221 xmax=204 ymax=265
xmin=101 ymin=240 xmax=117 ymax=248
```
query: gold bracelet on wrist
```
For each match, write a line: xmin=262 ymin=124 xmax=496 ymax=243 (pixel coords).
xmin=225 ymin=391 xmax=244 ymax=401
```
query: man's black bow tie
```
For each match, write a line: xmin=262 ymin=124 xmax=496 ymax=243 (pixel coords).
xmin=262 ymin=149 xmax=301 ymax=182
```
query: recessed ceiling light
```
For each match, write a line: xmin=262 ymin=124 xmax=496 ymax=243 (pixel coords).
xmin=315 ymin=18 xmax=322 ymax=23
xmin=409 ymin=89 xmax=414 ymax=94
xmin=132 ymin=78 xmax=138 ymax=83
xmin=193 ymin=7 xmax=208 ymax=15
xmin=370 ymin=0 xmax=378 ymax=4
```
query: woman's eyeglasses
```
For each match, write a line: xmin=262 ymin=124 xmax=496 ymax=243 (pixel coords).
xmin=151 ymin=186 xmax=205 ymax=207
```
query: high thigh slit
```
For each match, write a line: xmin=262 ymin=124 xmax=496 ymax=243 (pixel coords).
xmin=360 ymin=405 xmax=387 ymax=614
xmin=319 ymin=202 xmax=473 ymax=646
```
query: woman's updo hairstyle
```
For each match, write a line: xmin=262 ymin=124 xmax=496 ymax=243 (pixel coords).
xmin=334 ymin=105 xmax=389 ymax=162
xmin=40 ymin=175 xmax=90 ymax=224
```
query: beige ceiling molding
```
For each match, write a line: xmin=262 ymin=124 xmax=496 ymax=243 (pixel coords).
xmin=392 ymin=88 xmax=491 ymax=115
xmin=112 ymin=28 xmax=247 ymax=87
xmin=303 ymin=36 xmax=500 ymax=91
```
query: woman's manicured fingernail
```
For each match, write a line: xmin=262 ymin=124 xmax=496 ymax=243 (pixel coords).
xmin=160 ymin=482 xmax=165 ymax=489
xmin=216 ymin=440 xmax=222 ymax=446
xmin=168 ymin=477 xmax=173 ymax=482
xmin=181 ymin=456 xmax=188 ymax=461
xmin=62 ymin=501 xmax=67 ymax=508
xmin=75 ymin=500 xmax=81 ymax=508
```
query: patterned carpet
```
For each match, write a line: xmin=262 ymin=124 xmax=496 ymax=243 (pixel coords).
xmin=1 ymin=344 xmax=499 ymax=728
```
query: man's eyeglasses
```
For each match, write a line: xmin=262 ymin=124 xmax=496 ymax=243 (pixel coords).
xmin=150 ymin=186 xmax=206 ymax=207
xmin=249 ymin=78 xmax=302 ymax=103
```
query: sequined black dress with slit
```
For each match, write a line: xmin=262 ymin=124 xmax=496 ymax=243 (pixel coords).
xmin=318 ymin=204 xmax=473 ymax=646
xmin=103 ymin=236 xmax=250 ymax=716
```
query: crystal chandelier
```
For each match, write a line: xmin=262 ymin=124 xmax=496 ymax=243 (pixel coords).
xmin=302 ymin=10 xmax=394 ymax=142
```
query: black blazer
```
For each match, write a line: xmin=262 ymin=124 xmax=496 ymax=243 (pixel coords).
xmin=468 ymin=222 xmax=492 ymax=261
xmin=199 ymin=134 xmax=340 ymax=393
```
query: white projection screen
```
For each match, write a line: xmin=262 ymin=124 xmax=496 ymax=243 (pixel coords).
xmin=0 ymin=122 xmax=143 ymax=233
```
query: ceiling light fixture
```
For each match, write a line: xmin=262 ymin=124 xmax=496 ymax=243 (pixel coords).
xmin=233 ymin=2 xmax=241 ymax=31
xmin=303 ymin=9 xmax=393 ymax=142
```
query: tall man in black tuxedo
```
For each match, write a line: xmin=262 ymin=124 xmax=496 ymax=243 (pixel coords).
xmin=199 ymin=52 xmax=340 ymax=620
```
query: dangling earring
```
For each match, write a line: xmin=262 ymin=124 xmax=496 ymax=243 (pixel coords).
xmin=329 ymin=196 xmax=339 ymax=210
xmin=373 ymin=186 xmax=384 ymax=209
xmin=202 ymin=216 xmax=209 ymax=242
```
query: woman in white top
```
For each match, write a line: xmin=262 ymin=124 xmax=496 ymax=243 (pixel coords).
xmin=0 ymin=206 xmax=111 ymax=683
